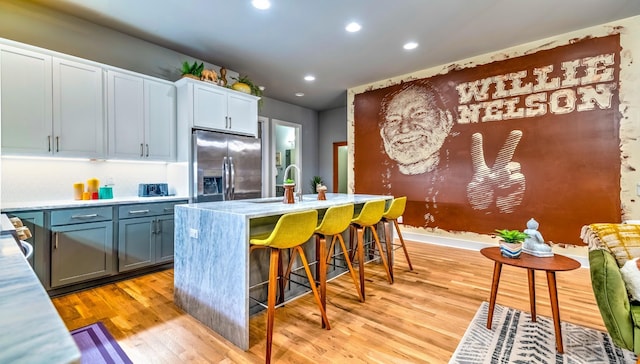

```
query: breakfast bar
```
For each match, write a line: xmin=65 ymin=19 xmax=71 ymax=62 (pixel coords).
xmin=173 ymin=193 xmax=392 ymax=350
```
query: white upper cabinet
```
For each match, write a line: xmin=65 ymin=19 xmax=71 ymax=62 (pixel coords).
xmin=107 ymin=70 xmax=176 ymax=161
xmin=0 ymin=45 xmax=53 ymax=155
xmin=52 ymin=58 xmax=105 ymax=158
xmin=144 ymin=78 xmax=176 ymax=161
xmin=107 ymin=71 xmax=145 ymax=159
xmin=176 ymin=78 xmax=258 ymax=137
xmin=0 ymin=44 xmax=105 ymax=158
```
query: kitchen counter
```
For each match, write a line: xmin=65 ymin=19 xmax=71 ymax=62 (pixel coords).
xmin=0 ymin=234 xmax=81 ymax=363
xmin=1 ymin=195 xmax=189 ymax=212
xmin=173 ymin=193 xmax=392 ymax=350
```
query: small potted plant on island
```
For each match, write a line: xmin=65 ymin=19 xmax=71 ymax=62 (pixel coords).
xmin=283 ymin=178 xmax=296 ymax=204
xmin=495 ymin=229 xmax=528 ymax=258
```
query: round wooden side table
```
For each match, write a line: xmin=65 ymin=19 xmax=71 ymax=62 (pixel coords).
xmin=480 ymin=247 xmax=581 ymax=354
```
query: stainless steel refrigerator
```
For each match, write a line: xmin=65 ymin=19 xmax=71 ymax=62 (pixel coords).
xmin=190 ymin=129 xmax=262 ymax=202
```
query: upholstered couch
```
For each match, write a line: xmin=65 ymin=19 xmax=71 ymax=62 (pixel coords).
xmin=585 ymin=223 xmax=640 ymax=355
xmin=589 ymin=248 xmax=640 ymax=354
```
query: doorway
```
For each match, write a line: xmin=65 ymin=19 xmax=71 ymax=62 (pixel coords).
xmin=271 ymin=119 xmax=301 ymax=197
xmin=333 ymin=141 xmax=347 ymax=193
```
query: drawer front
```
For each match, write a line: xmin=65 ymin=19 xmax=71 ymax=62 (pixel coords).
xmin=118 ymin=201 xmax=185 ymax=219
xmin=51 ymin=206 xmax=113 ymax=226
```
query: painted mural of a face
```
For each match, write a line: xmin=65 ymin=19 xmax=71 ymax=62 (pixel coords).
xmin=379 ymin=82 xmax=454 ymax=175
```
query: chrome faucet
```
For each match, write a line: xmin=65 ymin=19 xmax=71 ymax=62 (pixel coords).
xmin=283 ymin=164 xmax=302 ymax=202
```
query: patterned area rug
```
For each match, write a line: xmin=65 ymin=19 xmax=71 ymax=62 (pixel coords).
xmin=450 ymin=302 xmax=637 ymax=364
xmin=70 ymin=322 xmax=133 ymax=364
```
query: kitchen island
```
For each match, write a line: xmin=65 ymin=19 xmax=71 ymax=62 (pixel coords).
xmin=0 ymin=223 xmax=80 ymax=363
xmin=173 ymin=193 xmax=392 ymax=350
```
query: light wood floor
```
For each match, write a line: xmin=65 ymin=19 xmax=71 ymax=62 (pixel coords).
xmin=52 ymin=241 xmax=605 ymax=363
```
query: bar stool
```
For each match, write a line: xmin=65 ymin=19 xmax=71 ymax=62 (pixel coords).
xmin=249 ymin=210 xmax=330 ymax=364
xmin=380 ymin=196 xmax=413 ymax=282
xmin=350 ymin=199 xmax=392 ymax=301
xmin=284 ymin=204 xmax=363 ymax=319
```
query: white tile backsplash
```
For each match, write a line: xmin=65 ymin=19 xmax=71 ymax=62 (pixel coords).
xmin=1 ymin=157 xmax=184 ymax=203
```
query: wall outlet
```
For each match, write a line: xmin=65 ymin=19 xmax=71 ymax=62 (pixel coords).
xmin=106 ymin=176 xmax=115 ymax=185
xmin=189 ymin=228 xmax=199 ymax=239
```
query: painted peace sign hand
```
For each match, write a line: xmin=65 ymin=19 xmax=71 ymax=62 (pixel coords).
xmin=466 ymin=130 xmax=526 ymax=213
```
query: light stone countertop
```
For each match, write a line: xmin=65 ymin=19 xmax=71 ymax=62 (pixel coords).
xmin=173 ymin=192 xmax=394 ymax=350
xmin=175 ymin=193 xmax=392 ymax=218
xmin=1 ymin=195 xmax=189 ymax=212
xmin=0 ymin=235 xmax=81 ymax=363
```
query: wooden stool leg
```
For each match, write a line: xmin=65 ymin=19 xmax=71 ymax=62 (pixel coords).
xmin=295 ymin=246 xmax=331 ymax=330
xmin=370 ymin=226 xmax=392 ymax=284
xmin=394 ymin=219 xmax=413 ymax=270
xmin=356 ymin=226 xmax=366 ymax=301
xmin=283 ymin=248 xmax=298 ymax=289
xmin=335 ymin=234 xmax=364 ymax=302
xmin=383 ymin=220 xmax=394 ymax=282
xmin=317 ymin=234 xmax=327 ymax=328
xmin=266 ymin=248 xmax=280 ymax=364
xmin=277 ymin=249 xmax=285 ymax=304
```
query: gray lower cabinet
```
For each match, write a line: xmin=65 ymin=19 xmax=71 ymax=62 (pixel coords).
xmin=7 ymin=211 xmax=48 ymax=288
xmin=117 ymin=202 xmax=179 ymax=272
xmin=156 ymin=214 xmax=175 ymax=263
xmin=50 ymin=206 xmax=114 ymax=288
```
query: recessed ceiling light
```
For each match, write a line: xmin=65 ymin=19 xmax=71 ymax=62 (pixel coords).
xmin=251 ymin=0 xmax=271 ymax=10
xmin=345 ymin=22 xmax=361 ymax=32
xmin=403 ymin=42 xmax=419 ymax=50
xmin=295 ymin=92 xmax=305 ymax=97
xmin=304 ymin=75 xmax=315 ymax=81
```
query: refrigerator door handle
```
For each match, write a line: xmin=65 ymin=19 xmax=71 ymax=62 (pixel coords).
xmin=223 ymin=156 xmax=229 ymax=200
xmin=229 ymin=156 xmax=235 ymax=200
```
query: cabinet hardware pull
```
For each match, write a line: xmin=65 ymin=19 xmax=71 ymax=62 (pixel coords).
xmin=54 ymin=232 xmax=58 ymax=249
xmin=128 ymin=209 xmax=150 ymax=214
xmin=56 ymin=136 xmax=60 ymax=152
xmin=152 ymin=220 xmax=157 ymax=234
xmin=228 ymin=117 xmax=232 ymax=129
xmin=71 ymin=213 xmax=98 ymax=219
xmin=140 ymin=143 xmax=144 ymax=157
xmin=225 ymin=116 xmax=229 ymax=128
xmin=156 ymin=220 xmax=162 ymax=233
xmin=163 ymin=207 xmax=173 ymax=212
xmin=145 ymin=144 xmax=149 ymax=157
xmin=48 ymin=135 xmax=52 ymax=152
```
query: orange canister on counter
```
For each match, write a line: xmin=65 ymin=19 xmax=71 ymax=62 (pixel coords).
xmin=73 ymin=182 xmax=85 ymax=200
xmin=87 ymin=178 xmax=100 ymax=194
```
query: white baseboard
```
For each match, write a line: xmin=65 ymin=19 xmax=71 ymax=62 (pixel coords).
xmin=401 ymin=230 xmax=590 ymax=268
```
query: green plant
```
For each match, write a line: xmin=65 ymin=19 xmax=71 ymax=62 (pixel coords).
xmin=232 ymin=75 xmax=263 ymax=97
xmin=495 ymin=229 xmax=528 ymax=244
xmin=284 ymin=178 xmax=295 ymax=184
xmin=181 ymin=61 xmax=204 ymax=77
xmin=310 ymin=176 xmax=323 ymax=194
xmin=232 ymin=75 xmax=264 ymax=109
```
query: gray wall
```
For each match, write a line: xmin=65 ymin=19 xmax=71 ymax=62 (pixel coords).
xmin=260 ymin=98 xmax=319 ymax=191
xmin=318 ymin=107 xmax=347 ymax=191
xmin=0 ymin=0 xmax=321 ymax=184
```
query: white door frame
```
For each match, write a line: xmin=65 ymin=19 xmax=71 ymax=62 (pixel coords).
xmin=270 ymin=118 xmax=302 ymax=197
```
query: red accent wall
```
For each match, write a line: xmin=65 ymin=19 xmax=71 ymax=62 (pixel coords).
xmin=354 ymin=34 xmax=621 ymax=245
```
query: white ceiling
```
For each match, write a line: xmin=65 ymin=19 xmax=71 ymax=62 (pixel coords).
xmin=30 ymin=0 xmax=640 ymax=111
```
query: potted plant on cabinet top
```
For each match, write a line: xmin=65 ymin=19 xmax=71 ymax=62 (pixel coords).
xmin=231 ymin=75 xmax=264 ymax=109
xmin=495 ymin=229 xmax=528 ymax=258
xmin=181 ymin=61 xmax=204 ymax=80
